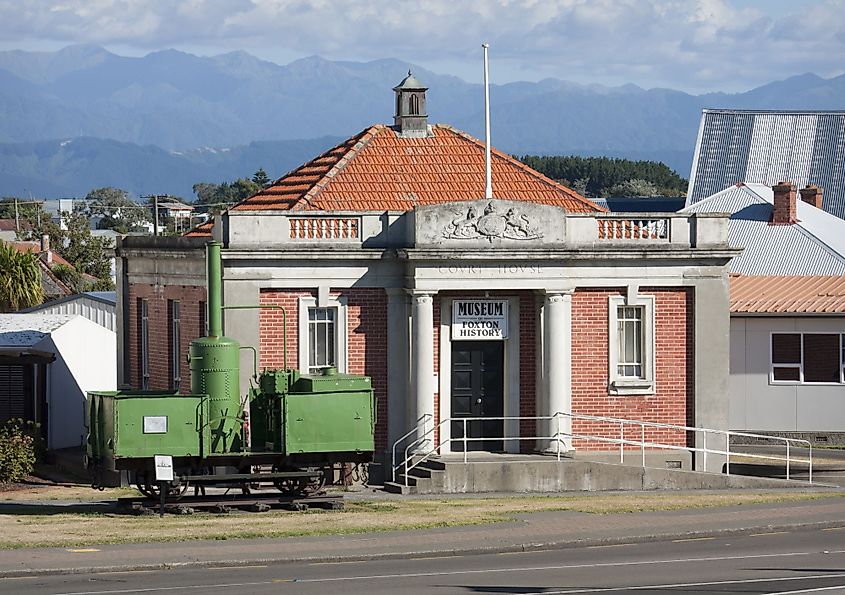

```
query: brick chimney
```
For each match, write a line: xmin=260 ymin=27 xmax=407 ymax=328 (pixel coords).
xmin=40 ymin=233 xmax=52 ymax=263
xmin=771 ymin=182 xmax=798 ymax=225
xmin=800 ymin=184 xmax=824 ymax=209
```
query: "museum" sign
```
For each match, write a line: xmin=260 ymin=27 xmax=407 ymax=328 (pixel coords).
xmin=452 ymin=299 xmax=508 ymax=340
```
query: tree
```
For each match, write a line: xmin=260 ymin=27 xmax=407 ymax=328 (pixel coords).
xmin=0 ymin=242 xmax=44 ymax=312
xmin=252 ymin=168 xmax=271 ymax=188
xmin=85 ymin=187 xmax=151 ymax=233
xmin=608 ymin=179 xmax=659 ymax=197
xmin=192 ymin=176 xmax=262 ymax=213
xmin=61 ymin=207 xmax=113 ymax=283
xmin=519 ymin=155 xmax=688 ymax=197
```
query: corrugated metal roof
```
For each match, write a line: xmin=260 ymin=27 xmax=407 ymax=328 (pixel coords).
xmin=688 ymin=110 xmax=845 ymax=220
xmin=680 ymin=183 xmax=845 ymax=275
xmin=730 ymin=275 xmax=845 ymax=314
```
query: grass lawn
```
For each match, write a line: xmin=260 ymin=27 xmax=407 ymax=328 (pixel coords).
xmin=1 ymin=486 xmax=841 ymax=549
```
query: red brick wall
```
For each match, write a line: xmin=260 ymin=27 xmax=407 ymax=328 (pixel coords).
xmin=259 ymin=288 xmax=389 ymax=451
xmin=127 ymin=283 xmax=206 ymax=392
xmin=570 ymin=287 xmax=694 ymax=450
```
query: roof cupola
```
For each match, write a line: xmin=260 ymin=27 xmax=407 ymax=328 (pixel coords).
xmin=393 ymin=70 xmax=431 ymax=138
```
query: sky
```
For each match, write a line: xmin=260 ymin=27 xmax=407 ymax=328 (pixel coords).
xmin=1 ymin=0 xmax=843 ymax=93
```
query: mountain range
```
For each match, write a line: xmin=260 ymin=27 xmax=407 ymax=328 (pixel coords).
xmin=1 ymin=45 xmax=843 ymax=199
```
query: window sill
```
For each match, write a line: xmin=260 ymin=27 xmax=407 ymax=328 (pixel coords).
xmin=770 ymin=381 xmax=845 ymax=386
xmin=609 ymin=379 xmax=654 ymax=396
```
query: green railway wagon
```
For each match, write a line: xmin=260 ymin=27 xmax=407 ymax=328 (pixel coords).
xmin=86 ymin=391 xmax=210 ymax=468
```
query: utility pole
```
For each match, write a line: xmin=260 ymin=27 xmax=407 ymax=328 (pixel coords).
xmin=154 ymin=194 xmax=160 ymax=236
xmin=14 ymin=197 xmax=19 ymax=234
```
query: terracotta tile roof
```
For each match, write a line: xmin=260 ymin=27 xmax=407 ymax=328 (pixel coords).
xmin=9 ymin=241 xmax=73 ymax=268
xmin=730 ymin=275 xmax=845 ymax=314
xmin=0 ymin=219 xmax=31 ymax=232
xmin=184 ymin=219 xmax=213 ymax=238
xmin=231 ymin=124 xmax=603 ymax=213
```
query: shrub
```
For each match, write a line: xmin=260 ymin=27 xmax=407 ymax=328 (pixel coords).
xmin=0 ymin=419 xmax=36 ymax=483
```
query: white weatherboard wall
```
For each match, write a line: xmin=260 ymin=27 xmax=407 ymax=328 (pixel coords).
xmin=730 ymin=316 xmax=845 ymax=432
xmin=38 ymin=316 xmax=116 ymax=449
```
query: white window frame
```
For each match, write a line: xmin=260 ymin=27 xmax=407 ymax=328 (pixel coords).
xmin=770 ymin=332 xmax=845 ymax=385
xmin=298 ymin=296 xmax=348 ymax=375
xmin=608 ymin=294 xmax=655 ymax=395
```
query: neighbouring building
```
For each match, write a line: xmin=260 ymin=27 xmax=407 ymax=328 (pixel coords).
xmin=0 ymin=314 xmax=116 ymax=449
xmin=21 ymin=291 xmax=116 ymax=332
xmin=729 ymin=275 xmax=845 ymax=443
xmin=116 ymin=75 xmax=737 ymax=471
xmin=686 ymin=110 xmax=845 ymax=219
xmin=682 ymin=182 xmax=845 ymax=441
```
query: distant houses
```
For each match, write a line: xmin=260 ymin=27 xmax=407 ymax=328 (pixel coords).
xmin=683 ymin=182 xmax=845 ymax=441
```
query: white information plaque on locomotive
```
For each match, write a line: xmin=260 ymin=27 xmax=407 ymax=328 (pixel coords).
xmin=154 ymin=455 xmax=174 ymax=481
xmin=452 ymin=299 xmax=508 ymax=340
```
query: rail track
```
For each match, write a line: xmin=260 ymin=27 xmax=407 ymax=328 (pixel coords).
xmin=117 ymin=490 xmax=344 ymax=515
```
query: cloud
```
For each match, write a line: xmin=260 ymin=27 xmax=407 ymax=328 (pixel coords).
xmin=0 ymin=0 xmax=842 ymax=91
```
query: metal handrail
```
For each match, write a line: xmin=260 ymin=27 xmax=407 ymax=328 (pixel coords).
xmin=390 ymin=411 xmax=813 ymax=487
xmin=554 ymin=412 xmax=813 ymax=481
xmin=390 ymin=413 xmax=432 ymax=482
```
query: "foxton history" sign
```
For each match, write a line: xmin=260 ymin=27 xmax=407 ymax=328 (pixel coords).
xmin=452 ymin=299 xmax=508 ymax=340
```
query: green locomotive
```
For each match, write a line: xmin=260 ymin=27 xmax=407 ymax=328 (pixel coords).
xmin=85 ymin=242 xmax=375 ymax=498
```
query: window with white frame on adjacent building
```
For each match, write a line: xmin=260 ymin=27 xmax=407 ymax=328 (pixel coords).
xmin=608 ymin=294 xmax=655 ymax=395
xmin=308 ymin=307 xmax=335 ymax=373
xmin=771 ymin=333 xmax=844 ymax=384
xmin=298 ymin=297 xmax=347 ymax=375
xmin=616 ymin=306 xmax=644 ymax=378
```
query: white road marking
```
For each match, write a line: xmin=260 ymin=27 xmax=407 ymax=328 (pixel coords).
xmin=525 ymin=574 xmax=845 ymax=594
xmin=55 ymin=581 xmax=278 ymax=595
xmin=768 ymin=585 xmax=845 ymax=594
xmin=52 ymin=548 xmax=845 ymax=595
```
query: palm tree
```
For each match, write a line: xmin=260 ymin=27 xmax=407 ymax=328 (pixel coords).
xmin=0 ymin=242 xmax=44 ymax=312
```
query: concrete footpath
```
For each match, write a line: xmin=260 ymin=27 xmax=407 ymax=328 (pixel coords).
xmin=1 ymin=494 xmax=845 ymax=577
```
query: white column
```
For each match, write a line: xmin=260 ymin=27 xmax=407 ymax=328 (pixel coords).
xmin=544 ymin=291 xmax=572 ymax=452
xmin=411 ymin=292 xmax=435 ymax=452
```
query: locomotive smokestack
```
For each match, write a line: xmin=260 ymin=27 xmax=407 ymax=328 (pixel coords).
xmin=207 ymin=241 xmax=223 ymax=338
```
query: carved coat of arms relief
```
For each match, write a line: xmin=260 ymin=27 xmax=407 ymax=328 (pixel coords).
xmin=442 ymin=202 xmax=542 ymax=242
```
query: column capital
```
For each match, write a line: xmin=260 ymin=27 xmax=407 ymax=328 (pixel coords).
xmin=408 ymin=290 xmax=434 ymax=305
xmin=545 ymin=289 xmax=573 ymax=304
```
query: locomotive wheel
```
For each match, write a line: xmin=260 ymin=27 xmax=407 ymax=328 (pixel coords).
xmin=271 ymin=465 xmax=322 ymax=497
xmin=304 ymin=467 xmax=328 ymax=495
xmin=274 ymin=477 xmax=308 ymax=496
xmin=134 ymin=471 xmax=189 ymax=501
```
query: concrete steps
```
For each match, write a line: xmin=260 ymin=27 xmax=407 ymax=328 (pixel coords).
xmin=383 ymin=455 xmax=813 ymax=494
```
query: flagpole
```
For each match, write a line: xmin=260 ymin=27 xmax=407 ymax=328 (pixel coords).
xmin=482 ymin=43 xmax=492 ymax=200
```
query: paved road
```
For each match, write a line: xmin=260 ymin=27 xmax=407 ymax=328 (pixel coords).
xmin=5 ymin=527 xmax=845 ymax=595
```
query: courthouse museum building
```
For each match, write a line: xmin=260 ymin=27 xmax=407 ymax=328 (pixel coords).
xmin=118 ymin=76 xmax=737 ymax=468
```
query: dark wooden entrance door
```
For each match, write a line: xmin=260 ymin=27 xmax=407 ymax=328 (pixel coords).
xmin=451 ymin=341 xmax=504 ymax=451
